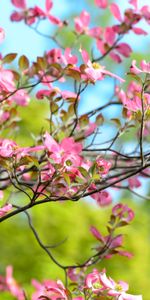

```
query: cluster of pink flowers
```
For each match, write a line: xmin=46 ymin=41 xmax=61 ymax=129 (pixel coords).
xmin=11 ymin=0 xmax=62 ymax=26
xmin=74 ymin=0 xmax=150 ymax=63
xmin=85 ymin=269 xmax=142 ymax=299
xmin=116 ymin=80 xmax=150 ymax=118
xmin=0 ymin=265 xmax=142 ymax=300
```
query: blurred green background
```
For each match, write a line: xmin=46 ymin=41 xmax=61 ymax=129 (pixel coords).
xmin=0 ymin=199 xmax=150 ymax=299
xmin=0 ymin=0 xmax=150 ymax=299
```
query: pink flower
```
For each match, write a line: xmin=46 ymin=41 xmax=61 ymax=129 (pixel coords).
xmin=117 ymin=81 xmax=150 ymax=115
xmin=85 ymin=269 xmax=103 ymax=293
xmin=0 ymin=67 xmax=15 ymax=93
xmin=32 ymin=278 xmax=67 ymax=300
xmin=128 ymin=176 xmax=141 ymax=189
xmin=35 ymin=0 xmax=62 ymax=26
xmin=81 ymin=49 xmax=125 ymax=83
xmin=74 ymin=10 xmax=90 ymax=34
xmin=44 ymin=132 xmax=83 ymax=169
xmin=6 ymin=266 xmax=25 ymax=300
xmin=10 ymin=89 xmax=30 ymax=106
xmin=0 ymin=27 xmax=5 ymax=43
xmin=0 ymin=204 xmax=12 ymax=217
xmin=130 ymin=60 xmax=150 ymax=74
xmin=95 ymin=0 xmax=108 ymax=9
xmin=112 ymin=203 xmax=134 ymax=223
xmin=96 ymin=158 xmax=111 ymax=175
xmin=91 ymin=190 xmax=112 ymax=207
xmin=85 ymin=270 xmax=142 ymax=299
xmin=63 ymin=48 xmax=78 ymax=65
xmin=99 ymin=271 xmax=142 ymax=299
xmin=0 ymin=139 xmax=17 ymax=157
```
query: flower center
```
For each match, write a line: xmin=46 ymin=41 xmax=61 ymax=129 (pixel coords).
xmin=92 ymin=62 xmax=101 ymax=70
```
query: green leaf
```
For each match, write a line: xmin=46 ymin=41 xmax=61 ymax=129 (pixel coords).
xmin=63 ymin=173 xmax=71 ymax=186
xmin=19 ymin=55 xmax=29 ymax=71
xmin=78 ymin=166 xmax=89 ymax=178
xmin=96 ymin=113 xmax=104 ymax=126
xmin=3 ymin=53 xmax=17 ymax=64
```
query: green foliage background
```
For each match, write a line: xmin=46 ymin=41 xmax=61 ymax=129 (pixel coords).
xmin=0 ymin=199 xmax=150 ymax=299
xmin=0 ymin=1 xmax=150 ymax=299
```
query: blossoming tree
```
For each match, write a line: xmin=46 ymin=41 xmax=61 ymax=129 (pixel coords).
xmin=0 ymin=0 xmax=150 ymax=299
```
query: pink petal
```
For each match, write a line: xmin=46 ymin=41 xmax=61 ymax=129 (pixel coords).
xmin=116 ymin=43 xmax=132 ymax=57
xmin=48 ymin=14 xmax=62 ymax=26
xmin=132 ymin=27 xmax=147 ymax=35
xmin=110 ymin=3 xmax=122 ymax=22
xmin=103 ymin=69 xmax=125 ymax=82
xmin=104 ymin=27 xmax=116 ymax=46
xmin=11 ymin=0 xmax=26 ymax=9
xmin=45 ymin=0 xmax=53 ymax=12
xmin=129 ymin=0 xmax=138 ymax=10
xmin=95 ymin=0 xmax=108 ymax=9
xmin=80 ymin=49 xmax=90 ymax=64
xmin=80 ymin=10 xmax=90 ymax=27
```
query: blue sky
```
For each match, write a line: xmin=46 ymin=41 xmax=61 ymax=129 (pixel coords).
xmin=0 ymin=0 xmax=149 ymax=60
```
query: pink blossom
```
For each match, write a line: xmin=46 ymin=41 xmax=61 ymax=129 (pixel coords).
xmin=44 ymin=132 xmax=83 ymax=169
xmin=110 ymin=3 xmax=123 ymax=22
xmin=95 ymin=0 xmax=108 ymax=9
xmin=117 ymin=81 xmax=150 ymax=115
xmin=85 ymin=269 xmax=103 ymax=293
xmin=10 ymin=89 xmax=30 ymax=106
xmin=46 ymin=48 xmax=63 ymax=64
xmin=32 ymin=278 xmax=67 ymax=300
xmin=0 ymin=139 xmax=17 ymax=157
xmin=81 ymin=49 xmax=125 ymax=83
xmin=38 ymin=0 xmax=62 ymax=26
xmin=6 ymin=266 xmax=25 ymax=300
xmin=74 ymin=10 xmax=90 ymax=34
xmin=112 ymin=203 xmax=134 ymax=223
xmin=91 ymin=190 xmax=112 ymax=206
xmin=96 ymin=157 xmax=111 ymax=175
xmin=0 ymin=27 xmax=5 ymax=43
xmin=99 ymin=271 xmax=142 ymax=299
xmin=63 ymin=48 xmax=78 ymax=65
xmin=0 ymin=204 xmax=12 ymax=217
xmin=128 ymin=176 xmax=141 ymax=189
xmin=0 ymin=67 xmax=15 ymax=92
xmin=130 ymin=60 xmax=150 ymax=74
